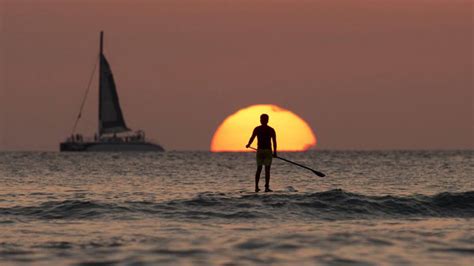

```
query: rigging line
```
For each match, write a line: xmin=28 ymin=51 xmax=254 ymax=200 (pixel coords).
xmin=71 ymin=55 xmax=99 ymax=135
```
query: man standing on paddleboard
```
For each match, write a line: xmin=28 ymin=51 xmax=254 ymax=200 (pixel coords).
xmin=246 ymin=114 xmax=277 ymax=192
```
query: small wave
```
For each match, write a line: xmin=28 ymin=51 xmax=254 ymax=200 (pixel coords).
xmin=0 ymin=190 xmax=472 ymax=220
xmin=0 ymin=200 xmax=126 ymax=219
xmin=429 ymin=248 xmax=474 ymax=254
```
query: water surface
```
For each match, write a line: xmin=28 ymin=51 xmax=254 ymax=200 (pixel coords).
xmin=0 ymin=151 xmax=472 ymax=265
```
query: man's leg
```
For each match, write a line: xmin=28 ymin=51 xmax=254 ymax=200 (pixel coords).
xmin=264 ymin=165 xmax=272 ymax=192
xmin=255 ymin=165 xmax=262 ymax=192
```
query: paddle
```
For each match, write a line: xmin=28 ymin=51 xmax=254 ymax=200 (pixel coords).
xmin=248 ymin=147 xmax=326 ymax=177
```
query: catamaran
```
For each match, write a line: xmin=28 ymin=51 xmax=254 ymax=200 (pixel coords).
xmin=60 ymin=32 xmax=164 ymax=152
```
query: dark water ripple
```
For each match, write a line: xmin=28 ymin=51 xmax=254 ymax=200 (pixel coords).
xmin=1 ymin=189 xmax=472 ymax=220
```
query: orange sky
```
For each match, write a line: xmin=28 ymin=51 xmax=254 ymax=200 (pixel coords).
xmin=0 ymin=0 xmax=472 ymax=151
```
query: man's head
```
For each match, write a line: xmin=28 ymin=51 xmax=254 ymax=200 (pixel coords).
xmin=260 ymin=114 xmax=269 ymax=125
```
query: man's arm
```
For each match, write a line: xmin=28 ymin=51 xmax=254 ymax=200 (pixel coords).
xmin=246 ymin=128 xmax=257 ymax=148
xmin=272 ymin=129 xmax=277 ymax=157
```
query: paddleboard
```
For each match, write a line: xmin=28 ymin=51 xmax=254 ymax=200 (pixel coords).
xmin=239 ymin=186 xmax=298 ymax=194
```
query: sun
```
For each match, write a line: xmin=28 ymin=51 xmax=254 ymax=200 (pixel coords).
xmin=211 ymin=104 xmax=317 ymax=152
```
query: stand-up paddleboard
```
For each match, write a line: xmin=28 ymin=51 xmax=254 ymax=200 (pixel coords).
xmin=239 ymin=186 xmax=299 ymax=194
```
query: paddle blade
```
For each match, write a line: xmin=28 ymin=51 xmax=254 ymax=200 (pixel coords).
xmin=313 ymin=170 xmax=326 ymax=177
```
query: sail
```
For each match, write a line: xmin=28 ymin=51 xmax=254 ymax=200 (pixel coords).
xmin=99 ymin=54 xmax=130 ymax=135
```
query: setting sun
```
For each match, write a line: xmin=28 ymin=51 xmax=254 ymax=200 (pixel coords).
xmin=211 ymin=104 xmax=317 ymax=152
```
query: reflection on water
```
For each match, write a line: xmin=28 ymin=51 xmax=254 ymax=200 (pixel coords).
xmin=0 ymin=151 xmax=472 ymax=265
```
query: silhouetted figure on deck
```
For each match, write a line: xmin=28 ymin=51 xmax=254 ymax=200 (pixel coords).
xmin=246 ymin=114 xmax=277 ymax=192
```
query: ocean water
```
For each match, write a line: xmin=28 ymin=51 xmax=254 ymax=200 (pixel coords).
xmin=0 ymin=151 xmax=472 ymax=266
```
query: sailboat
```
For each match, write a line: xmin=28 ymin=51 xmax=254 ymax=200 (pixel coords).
xmin=60 ymin=32 xmax=164 ymax=152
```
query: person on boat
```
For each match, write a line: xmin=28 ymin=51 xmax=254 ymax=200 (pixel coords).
xmin=246 ymin=114 xmax=277 ymax=192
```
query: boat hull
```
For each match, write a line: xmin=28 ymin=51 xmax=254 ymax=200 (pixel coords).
xmin=60 ymin=142 xmax=164 ymax=152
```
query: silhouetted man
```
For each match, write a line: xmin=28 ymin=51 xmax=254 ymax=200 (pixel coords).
xmin=246 ymin=114 xmax=277 ymax=192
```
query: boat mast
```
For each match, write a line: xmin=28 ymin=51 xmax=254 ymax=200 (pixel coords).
xmin=98 ymin=31 xmax=104 ymax=137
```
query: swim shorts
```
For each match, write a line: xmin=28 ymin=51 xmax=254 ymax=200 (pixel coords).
xmin=256 ymin=149 xmax=273 ymax=166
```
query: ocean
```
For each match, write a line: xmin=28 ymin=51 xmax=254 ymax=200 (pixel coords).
xmin=0 ymin=151 xmax=472 ymax=265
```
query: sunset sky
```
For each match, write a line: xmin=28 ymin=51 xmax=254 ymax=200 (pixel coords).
xmin=0 ymin=0 xmax=472 ymax=151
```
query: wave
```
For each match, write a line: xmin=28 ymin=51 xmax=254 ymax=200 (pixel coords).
xmin=1 ymin=190 xmax=472 ymax=220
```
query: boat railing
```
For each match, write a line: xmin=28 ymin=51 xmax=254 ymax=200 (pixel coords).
xmin=65 ymin=134 xmax=146 ymax=144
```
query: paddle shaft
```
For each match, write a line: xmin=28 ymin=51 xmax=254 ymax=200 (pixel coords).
xmin=248 ymin=147 xmax=325 ymax=177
